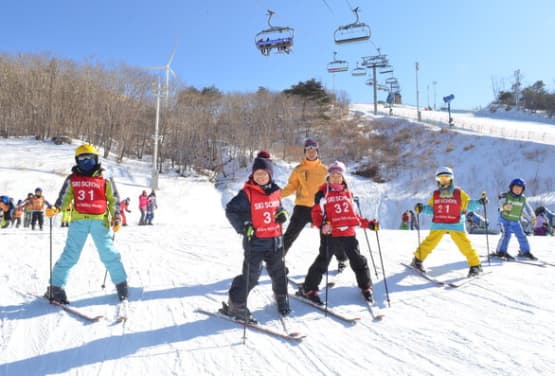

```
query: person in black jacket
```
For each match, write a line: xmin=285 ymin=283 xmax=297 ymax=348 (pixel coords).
xmin=223 ymin=151 xmax=289 ymax=322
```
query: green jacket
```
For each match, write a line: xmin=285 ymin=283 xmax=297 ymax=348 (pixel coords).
xmin=498 ymin=191 xmax=533 ymax=222
xmin=54 ymin=165 xmax=120 ymax=226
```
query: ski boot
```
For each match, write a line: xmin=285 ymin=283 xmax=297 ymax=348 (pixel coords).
xmin=517 ymin=251 xmax=538 ymax=261
xmin=221 ymin=300 xmax=257 ymax=324
xmin=468 ymin=265 xmax=483 ymax=277
xmin=276 ymin=295 xmax=291 ymax=316
xmin=116 ymin=281 xmax=128 ymax=301
xmin=410 ymin=256 xmax=425 ymax=272
xmin=361 ymin=287 xmax=374 ymax=303
xmin=44 ymin=285 xmax=69 ymax=305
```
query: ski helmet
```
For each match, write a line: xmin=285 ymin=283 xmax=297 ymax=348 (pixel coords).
xmin=35 ymin=187 xmax=42 ymax=194
xmin=509 ymin=178 xmax=526 ymax=193
xmin=435 ymin=166 xmax=454 ymax=180
xmin=75 ymin=144 xmax=99 ymax=173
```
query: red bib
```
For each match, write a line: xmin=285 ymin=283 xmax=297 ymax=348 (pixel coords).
xmin=324 ymin=189 xmax=359 ymax=228
xmin=245 ymin=186 xmax=281 ymax=238
xmin=432 ymin=189 xmax=461 ymax=223
xmin=70 ymin=175 xmax=107 ymax=215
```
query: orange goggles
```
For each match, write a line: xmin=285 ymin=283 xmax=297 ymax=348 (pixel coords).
xmin=436 ymin=175 xmax=452 ymax=182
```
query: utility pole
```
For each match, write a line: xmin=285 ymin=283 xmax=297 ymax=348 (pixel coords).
xmin=152 ymin=78 xmax=161 ymax=191
xmin=432 ymin=81 xmax=437 ymax=110
xmin=415 ymin=62 xmax=421 ymax=121
xmin=514 ymin=69 xmax=521 ymax=110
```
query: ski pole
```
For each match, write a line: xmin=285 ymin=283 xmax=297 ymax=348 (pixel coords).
xmin=49 ymin=216 xmax=53 ymax=302
xmin=481 ymin=192 xmax=491 ymax=266
xmin=101 ymin=233 xmax=115 ymax=289
xmin=242 ymin=230 xmax=253 ymax=344
xmin=324 ymin=232 xmax=330 ymax=317
xmin=374 ymin=230 xmax=391 ymax=307
xmin=278 ymin=224 xmax=289 ymax=316
xmin=353 ymin=196 xmax=379 ymax=278
xmin=416 ymin=209 xmax=422 ymax=261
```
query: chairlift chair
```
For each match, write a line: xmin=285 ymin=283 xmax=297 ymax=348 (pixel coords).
xmin=334 ymin=7 xmax=371 ymax=45
xmin=255 ymin=10 xmax=295 ymax=56
xmin=327 ymin=51 xmax=349 ymax=73
xmin=351 ymin=63 xmax=367 ymax=76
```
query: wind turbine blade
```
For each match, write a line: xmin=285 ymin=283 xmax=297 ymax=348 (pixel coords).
xmin=169 ymin=67 xmax=177 ymax=79
xmin=147 ymin=65 xmax=165 ymax=70
xmin=167 ymin=48 xmax=176 ymax=66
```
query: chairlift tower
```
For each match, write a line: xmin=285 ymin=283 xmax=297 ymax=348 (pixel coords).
xmin=361 ymin=52 xmax=389 ymax=115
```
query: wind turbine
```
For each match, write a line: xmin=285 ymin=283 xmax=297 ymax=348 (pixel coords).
xmin=149 ymin=48 xmax=177 ymax=107
xmin=148 ymin=47 xmax=177 ymax=190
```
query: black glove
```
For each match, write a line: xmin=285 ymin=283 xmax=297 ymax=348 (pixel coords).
xmin=479 ymin=197 xmax=488 ymax=205
xmin=415 ymin=203 xmax=424 ymax=214
xmin=243 ymin=222 xmax=254 ymax=238
xmin=275 ymin=209 xmax=288 ymax=224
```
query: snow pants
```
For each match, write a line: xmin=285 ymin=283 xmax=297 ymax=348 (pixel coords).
xmin=413 ymin=230 xmax=481 ymax=267
xmin=51 ymin=219 xmax=127 ymax=287
xmin=283 ymin=205 xmax=347 ymax=261
xmin=496 ymin=217 xmax=530 ymax=253
xmin=303 ymin=236 xmax=371 ymax=292
xmin=228 ymin=243 xmax=287 ymax=306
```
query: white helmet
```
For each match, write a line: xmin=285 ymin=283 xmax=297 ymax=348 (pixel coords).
xmin=435 ymin=166 xmax=454 ymax=180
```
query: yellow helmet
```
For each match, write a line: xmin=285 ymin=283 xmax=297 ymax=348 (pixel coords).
xmin=75 ymin=144 xmax=99 ymax=157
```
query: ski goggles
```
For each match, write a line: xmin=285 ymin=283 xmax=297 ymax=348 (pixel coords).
xmin=436 ymin=175 xmax=452 ymax=183
xmin=304 ymin=145 xmax=318 ymax=151
xmin=77 ymin=153 xmax=96 ymax=161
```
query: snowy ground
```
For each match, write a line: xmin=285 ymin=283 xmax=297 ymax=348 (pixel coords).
xmin=1 ymin=109 xmax=555 ymax=375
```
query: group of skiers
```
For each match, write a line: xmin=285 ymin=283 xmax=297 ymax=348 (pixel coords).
xmin=36 ymin=141 xmax=549 ymax=324
xmin=222 ymin=140 xmax=379 ymax=322
xmin=0 ymin=189 xmax=51 ymax=230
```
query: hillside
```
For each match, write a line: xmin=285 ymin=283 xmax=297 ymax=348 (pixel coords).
xmin=1 ymin=109 xmax=555 ymax=375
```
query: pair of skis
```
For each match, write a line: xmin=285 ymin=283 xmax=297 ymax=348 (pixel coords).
xmin=401 ymin=263 xmax=491 ymax=288
xmin=487 ymin=254 xmax=555 ymax=268
xmin=196 ymin=305 xmax=306 ymax=342
xmin=46 ymin=298 xmax=128 ymax=323
xmin=287 ymin=278 xmax=384 ymax=322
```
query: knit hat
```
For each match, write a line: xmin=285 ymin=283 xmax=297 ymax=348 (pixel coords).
xmin=328 ymin=161 xmax=346 ymax=175
xmin=304 ymin=138 xmax=319 ymax=150
xmin=252 ymin=150 xmax=273 ymax=177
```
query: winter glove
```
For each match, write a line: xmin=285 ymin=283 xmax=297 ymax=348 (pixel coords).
xmin=479 ymin=192 xmax=488 ymax=205
xmin=111 ymin=216 xmax=122 ymax=232
xmin=243 ymin=222 xmax=255 ymax=239
xmin=367 ymin=219 xmax=379 ymax=231
xmin=275 ymin=209 xmax=288 ymax=224
xmin=45 ymin=206 xmax=61 ymax=217
xmin=415 ymin=203 xmax=424 ymax=214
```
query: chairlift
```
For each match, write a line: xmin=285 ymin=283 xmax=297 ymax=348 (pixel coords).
xmin=334 ymin=7 xmax=371 ymax=45
xmin=255 ymin=10 xmax=295 ymax=56
xmin=385 ymin=77 xmax=398 ymax=85
xmin=351 ymin=62 xmax=366 ymax=76
xmin=327 ymin=51 xmax=349 ymax=73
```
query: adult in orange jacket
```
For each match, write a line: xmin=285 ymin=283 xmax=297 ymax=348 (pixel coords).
xmin=280 ymin=139 xmax=347 ymax=271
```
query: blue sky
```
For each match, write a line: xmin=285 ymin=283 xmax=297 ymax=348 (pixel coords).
xmin=1 ymin=0 xmax=554 ymax=110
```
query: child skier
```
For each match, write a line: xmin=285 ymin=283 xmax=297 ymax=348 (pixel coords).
xmin=30 ymin=188 xmax=50 ymax=230
xmin=44 ymin=144 xmax=128 ymax=304
xmin=410 ymin=167 xmax=484 ymax=277
xmin=138 ymin=190 xmax=148 ymax=225
xmin=494 ymin=178 xmax=537 ymax=259
xmin=223 ymin=151 xmax=289 ymax=322
xmin=145 ymin=191 xmax=157 ymax=225
xmin=298 ymin=161 xmax=378 ymax=304
xmin=119 ymin=197 xmax=132 ymax=226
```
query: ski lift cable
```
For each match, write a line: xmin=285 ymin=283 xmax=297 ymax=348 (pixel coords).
xmin=321 ymin=0 xmax=334 ymax=13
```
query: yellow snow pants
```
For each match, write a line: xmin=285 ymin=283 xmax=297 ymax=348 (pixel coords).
xmin=413 ymin=230 xmax=481 ymax=267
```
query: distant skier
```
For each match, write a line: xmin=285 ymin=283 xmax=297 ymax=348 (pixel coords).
xmin=400 ymin=211 xmax=410 ymax=230
xmin=297 ymin=161 xmax=378 ymax=304
xmin=493 ymin=178 xmax=537 ymax=259
xmin=145 ymin=191 xmax=157 ymax=225
xmin=30 ymin=188 xmax=50 ymax=230
xmin=138 ymin=190 xmax=148 ymax=225
xmin=410 ymin=167 xmax=484 ymax=277
xmin=223 ymin=151 xmax=290 ymax=321
xmin=119 ymin=197 xmax=131 ymax=226
xmin=44 ymin=144 xmax=128 ymax=304
xmin=23 ymin=192 xmax=34 ymax=228
xmin=0 ymin=196 xmax=14 ymax=228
